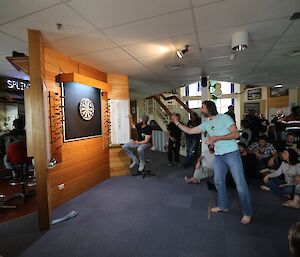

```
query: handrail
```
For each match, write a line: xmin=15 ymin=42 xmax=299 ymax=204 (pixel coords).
xmin=156 ymin=103 xmax=170 ymax=122
xmin=159 ymin=93 xmax=193 ymax=114
xmin=153 ymin=95 xmax=172 ymax=117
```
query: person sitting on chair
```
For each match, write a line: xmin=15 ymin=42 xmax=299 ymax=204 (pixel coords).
xmin=185 ymin=144 xmax=215 ymax=184
xmin=0 ymin=117 xmax=26 ymax=170
xmin=122 ymin=114 xmax=152 ymax=172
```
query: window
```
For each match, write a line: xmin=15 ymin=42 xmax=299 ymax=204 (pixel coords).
xmin=188 ymin=82 xmax=201 ymax=96
xmin=214 ymin=98 xmax=232 ymax=114
xmin=187 ymin=100 xmax=202 ymax=109
xmin=210 ymin=81 xmax=234 ymax=95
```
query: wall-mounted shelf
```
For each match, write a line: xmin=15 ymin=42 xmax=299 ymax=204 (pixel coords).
xmin=6 ymin=56 xmax=29 ymax=75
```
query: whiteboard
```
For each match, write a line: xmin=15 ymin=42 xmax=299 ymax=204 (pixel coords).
xmin=109 ymin=99 xmax=130 ymax=145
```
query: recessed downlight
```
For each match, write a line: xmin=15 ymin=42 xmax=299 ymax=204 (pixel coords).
xmin=275 ymin=84 xmax=283 ymax=88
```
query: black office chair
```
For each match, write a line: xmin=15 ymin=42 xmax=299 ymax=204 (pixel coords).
xmin=131 ymin=149 xmax=156 ymax=179
xmin=0 ymin=194 xmax=16 ymax=209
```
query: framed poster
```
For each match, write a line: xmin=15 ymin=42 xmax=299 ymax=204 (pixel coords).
xmin=62 ymin=82 xmax=101 ymax=142
xmin=244 ymin=102 xmax=260 ymax=114
xmin=247 ymin=88 xmax=261 ymax=100
xmin=270 ymin=87 xmax=289 ymax=97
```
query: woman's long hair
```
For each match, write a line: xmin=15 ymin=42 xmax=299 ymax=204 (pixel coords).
xmin=202 ymin=101 xmax=218 ymax=116
xmin=287 ymin=148 xmax=299 ymax=165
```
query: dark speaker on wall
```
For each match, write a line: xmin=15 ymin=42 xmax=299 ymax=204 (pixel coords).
xmin=201 ymin=76 xmax=207 ymax=87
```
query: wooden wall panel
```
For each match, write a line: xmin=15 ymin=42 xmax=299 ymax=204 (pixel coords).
xmin=107 ymin=73 xmax=129 ymax=99
xmin=27 ymin=30 xmax=51 ymax=230
xmin=109 ymin=146 xmax=130 ymax=177
xmin=44 ymin=48 xmax=110 ymax=208
xmin=106 ymin=73 xmax=131 ymax=176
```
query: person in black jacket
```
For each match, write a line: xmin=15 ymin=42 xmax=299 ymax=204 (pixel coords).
xmin=184 ymin=112 xmax=201 ymax=168
xmin=167 ymin=113 xmax=183 ymax=167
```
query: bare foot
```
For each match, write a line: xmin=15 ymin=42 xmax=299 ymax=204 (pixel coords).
xmin=260 ymin=185 xmax=270 ymax=192
xmin=241 ymin=215 xmax=252 ymax=224
xmin=282 ymin=201 xmax=300 ymax=209
xmin=282 ymin=200 xmax=293 ymax=205
xmin=210 ymin=207 xmax=229 ymax=213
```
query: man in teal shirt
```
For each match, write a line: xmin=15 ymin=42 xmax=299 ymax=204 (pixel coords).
xmin=173 ymin=100 xmax=252 ymax=224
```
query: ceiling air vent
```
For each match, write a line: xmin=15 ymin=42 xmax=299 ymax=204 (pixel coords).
xmin=165 ymin=64 xmax=184 ymax=71
xmin=290 ymin=12 xmax=300 ymax=20
xmin=288 ymin=50 xmax=300 ymax=57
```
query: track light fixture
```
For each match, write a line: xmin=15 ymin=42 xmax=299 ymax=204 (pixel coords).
xmin=176 ymin=45 xmax=189 ymax=59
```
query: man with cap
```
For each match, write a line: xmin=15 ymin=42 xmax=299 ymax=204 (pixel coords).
xmin=122 ymin=114 xmax=152 ymax=172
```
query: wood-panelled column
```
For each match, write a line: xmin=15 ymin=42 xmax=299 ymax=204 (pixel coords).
xmin=26 ymin=30 xmax=50 ymax=231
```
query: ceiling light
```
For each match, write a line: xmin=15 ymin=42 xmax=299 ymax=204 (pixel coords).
xmin=275 ymin=84 xmax=283 ymax=88
xmin=231 ymin=31 xmax=249 ymax=51
xmin=176 ymin=45 xmax=189 ymax=59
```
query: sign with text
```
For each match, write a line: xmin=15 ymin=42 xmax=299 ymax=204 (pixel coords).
xmin=0 ymin=77 xmax=30 ymax=91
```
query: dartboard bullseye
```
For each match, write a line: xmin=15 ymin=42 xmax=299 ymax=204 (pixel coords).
xmin=79 ymin=98 xmax=95 ymax=120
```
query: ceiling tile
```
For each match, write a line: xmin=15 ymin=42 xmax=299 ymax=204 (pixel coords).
xmin=192 ymin=0 xmax=227 ymax=7
xmin=45 ymin=31 xmax=117 ymax=57
xmin=73 ymin=47 xmax=133 ymax=66
xmin=0 ymin=32 xmax=28 ymax=55
xmin=273 ymin=34 xmax=300 ymax=50
xmin=201 ymin=45 xmax=231 ymax=59
xmin=92 ymin=58 xmax=145 ymax=74
xmin=123 ymin=34 xmax=198 ymax=59
xmin=0 ymin=4 xmax=96 ymax=42
xmin=0 ymin=0 xmax=62 ymax=25
xmin=194 ymin=0 xmax=300 ymax=32
xmin=285 ymin=20 xmax=300 ymax=36
xmin=197 ymin=18 xmax=290 ymax=47
xmin=103 ymin=9 xmax=195 ymax=46
xmin=68 ymin=0 xmax=190 ymax=29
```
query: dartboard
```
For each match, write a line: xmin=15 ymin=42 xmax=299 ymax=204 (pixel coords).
xmin=79 ymin=98 xmax=95 ymax=120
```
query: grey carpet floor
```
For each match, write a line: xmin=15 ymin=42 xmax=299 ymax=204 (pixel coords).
xmin=0 ymin=150 xmax=299 ymax=257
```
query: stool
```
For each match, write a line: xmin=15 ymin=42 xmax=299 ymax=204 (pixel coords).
xmin=131 ymin=159 xmax=156 ymax=178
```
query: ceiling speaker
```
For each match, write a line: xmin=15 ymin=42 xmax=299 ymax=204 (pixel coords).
xmin=201 ymin=76 xmax=207 ymax=87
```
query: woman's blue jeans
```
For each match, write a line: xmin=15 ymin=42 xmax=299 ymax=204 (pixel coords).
xmin=214 ymin=150 xmax=253 ymax=216
xmin=267 ymin=178 xmax=295 ymax=196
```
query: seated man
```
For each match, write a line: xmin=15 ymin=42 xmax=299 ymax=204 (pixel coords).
xmin=0 ymin=117 xmax=26 ymax=170
xmin=238 ymin=142 xmax=257 ymax=181
xmin=122 ymin=114 xmax=152 ymax=172
xmin=248 ymin=135 xmax=278 ymax=170
xmin=185 ymin=144 xmax=215 ymax=184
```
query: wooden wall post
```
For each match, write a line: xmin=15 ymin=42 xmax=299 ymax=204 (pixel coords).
xmin=26 ymin=30 xmax=50 ymax=231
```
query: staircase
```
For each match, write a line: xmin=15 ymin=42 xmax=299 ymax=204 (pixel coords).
xmin=145 ymin=93 xmax=193 ymax=131
xmin=145 ymin=97 xmax=170 ymax=131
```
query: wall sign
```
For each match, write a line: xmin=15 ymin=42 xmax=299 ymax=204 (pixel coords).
xmin=0 ymin=77 xmax=30 ymax=91
xmin=6 ymin=79 xmax=30 ymax=90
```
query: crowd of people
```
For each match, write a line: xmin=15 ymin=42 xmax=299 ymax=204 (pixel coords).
xmin=123 ymin=103 xmax=300 ymax=223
